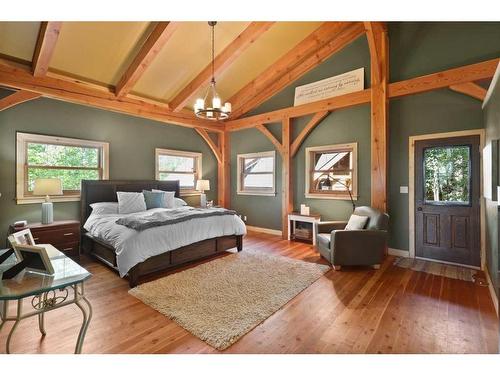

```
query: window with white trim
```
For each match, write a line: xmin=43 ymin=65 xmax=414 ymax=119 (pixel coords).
xmin=16 ymin=132 xmax=109 ymax=204
xmin=305 ymin=143 xmax=358 ymax=200
xmin=155 ymin=148 xmax=202 ymax=194
xmin=237 ymin=151 xmax=276 ymax=196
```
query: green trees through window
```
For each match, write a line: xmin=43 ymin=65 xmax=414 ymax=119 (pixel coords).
xmin=27 ymin=143 xmax=101 ymax=192
xmin=423 ymin=145 xmax=470 ymax=204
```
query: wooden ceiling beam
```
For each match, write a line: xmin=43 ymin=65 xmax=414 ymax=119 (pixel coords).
xmin=115 ymin=22 xmax=179 ymax=97
xmin=449 ymin=82 xmax=487 ymax=101
xmin=226 ymin=89 xmax=371 ymax=131
xmin=228 ymin=22 xmax=362 ymax=119
xmin=170 ymin=22 xmax=275 ymax=112
xmin=32 ymin=22 xmax=62 ymax=77
xmin=290 ymin=111 xmax=329 ymax=157
xmin=389 ymin=58 xmax=499 ymax=98
xmin=227 ymin=58 xmax=499 ymax=132
xmin=256 ymin=124 xmax=284 ymax=155
xmin=0 ymin=63 xmax=223 ymax=132
xmin=0 ymin=90 xmax=42 ymax=111
xmin=194 ymin=128 xmax=222 ymax=163
xmin=364 ymin=22 xmax=387 ymax=84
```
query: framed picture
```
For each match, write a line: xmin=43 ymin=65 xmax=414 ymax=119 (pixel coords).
xmin=10 ymin=228 xmax=35 ymax=246
xmin=10 ymin=243 xmax=55 ymax=275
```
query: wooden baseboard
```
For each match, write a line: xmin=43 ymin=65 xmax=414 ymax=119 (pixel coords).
xmin=246 ymin=225 xmax=282 ymax=236
xmin=484 ymin=265 xmax=499 ymax=316
xmin=388 ymin=248 xmax=410 ymax=258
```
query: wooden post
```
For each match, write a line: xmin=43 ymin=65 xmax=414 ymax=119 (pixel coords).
xmin=282 ymin=117 xmax=293 ymax=239
xmin=367 ymin=23 xmax=389 ymax=213
xmin=218 ymin=131 xmax=231 ymax=208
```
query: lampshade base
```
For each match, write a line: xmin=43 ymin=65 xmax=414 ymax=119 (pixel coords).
xmin=41 ymin=202 xmax=54 ymax=224
xmin=199 ymin=193 xmax=207 ymax=208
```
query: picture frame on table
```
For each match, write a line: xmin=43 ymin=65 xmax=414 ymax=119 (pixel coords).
xmin=10 ymin=228 xmax=35 ymax=246
xmin=7 ymin=232 xmax=55 ymax=275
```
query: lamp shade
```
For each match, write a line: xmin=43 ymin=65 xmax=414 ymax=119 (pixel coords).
xmin=196 ymin=179 xmax=210 ymax=192
xmin=33 ymin=178 xmax=63 ymax=196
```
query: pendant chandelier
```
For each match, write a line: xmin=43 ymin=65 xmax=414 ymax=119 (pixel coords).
xmin=194 ymin=21 xmax=231 ymax=121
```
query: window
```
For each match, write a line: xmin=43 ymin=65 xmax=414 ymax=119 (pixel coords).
xmin=423 ymin=145 xmax=471 ymax=204
xmin=155 ymin=148 xmax=202 ymax=195
xmin=16 ymin=132 xmax=109 ymax=204
xmin=305 ymin=143 xmax=358 ymax=199
xmin=237 ymin=151 xmax=276 ymax=196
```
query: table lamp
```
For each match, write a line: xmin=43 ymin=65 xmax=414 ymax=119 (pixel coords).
xmin=196 ymin=179 xmax=210 ymax=207
xmin=33 ymin=178 xmax=63 ymax=224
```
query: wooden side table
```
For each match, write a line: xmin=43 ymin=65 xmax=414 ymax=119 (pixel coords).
xmin=288 ymin=212 xmax=321 ymax=245
xmin=8 ymin=220 xmax=81 ymax=258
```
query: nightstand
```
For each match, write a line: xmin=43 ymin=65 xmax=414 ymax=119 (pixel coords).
xmin=8 ymin=220 xmax=81 ymax=258
xmin=288 ymin=212 xmax=321 ymax=245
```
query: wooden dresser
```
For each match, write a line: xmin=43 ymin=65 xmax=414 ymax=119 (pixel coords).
xmin=8 ymin=220 xmax=81 ymax=258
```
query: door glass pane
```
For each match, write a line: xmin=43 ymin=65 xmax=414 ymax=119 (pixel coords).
xmin=423 ymin=145 xmax=470 ymax=204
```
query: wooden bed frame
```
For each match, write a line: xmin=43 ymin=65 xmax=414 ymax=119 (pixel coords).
xmin=80 ymin=180 xmax=243 ymax=287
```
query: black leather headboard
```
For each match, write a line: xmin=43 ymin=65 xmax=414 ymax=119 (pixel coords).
xmin=80 ymin=179 xmax=180 ymax=228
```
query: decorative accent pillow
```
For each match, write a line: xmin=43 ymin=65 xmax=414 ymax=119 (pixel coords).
xmin=116 ymin=192 xmax=147 ymax=214
xmin=345 ymin=214 xmax=369 ymax=230
xmin=142 ymin=190 xmax=165 ymax=210
xmin=90 ymin=202 xmax=119 ymax=215
xmin=151 ymin=189 xmax=176 ymax=208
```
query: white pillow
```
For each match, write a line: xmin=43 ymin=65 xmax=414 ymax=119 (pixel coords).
xmin=151 ymin=189 xmax=176 ymax=208
xmin=116 ymin=192 xmax=147 ymax=214
xmin=90 ymin=202 xmax=118 ymax=215
xmin=174 ymin=197 xmax=188 ymax=208
xmin=345 ymin=214 xmax=369 ymax=230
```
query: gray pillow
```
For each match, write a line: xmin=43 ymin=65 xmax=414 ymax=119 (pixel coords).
xmin=142 ymin=190 xmax=165 ymax=210
xmin=345 ymin=214 xmax=368 ymax=230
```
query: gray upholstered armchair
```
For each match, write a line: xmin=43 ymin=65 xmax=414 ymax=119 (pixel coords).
xmin=315 ymin=206 xmax=389 ymax=270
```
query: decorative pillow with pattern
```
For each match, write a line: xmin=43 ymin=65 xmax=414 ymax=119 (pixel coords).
xmin=117 ymin=192 xmax=147 ymax=214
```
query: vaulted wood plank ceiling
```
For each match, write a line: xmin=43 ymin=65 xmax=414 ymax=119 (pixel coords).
xmin=0 ymin=21 xmax=323 ymax=113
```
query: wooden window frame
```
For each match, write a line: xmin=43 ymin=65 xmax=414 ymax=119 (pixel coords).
xmin=155 ymin=148 xmax=202 ymax=196
xmin=237 ymin=151 xmax=276 ymax=196
xmin=305 ymin=142 xmax=358 ymax=200
xmin=16 ymin=132 xmax=109 ymax=204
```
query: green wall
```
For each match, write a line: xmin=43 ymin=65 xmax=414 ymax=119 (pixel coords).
xmin=483 ymin=75 xmax=500 ymax=295
xmin=0 ymin=93 xmax=218 ymax=243
xmin=230 ymin=22 xmax=500 ymax=256
xmin=230 ymin=36 xmax=372 ymax=230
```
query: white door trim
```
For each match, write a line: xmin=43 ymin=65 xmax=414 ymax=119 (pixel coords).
xmin=408 ymin=129 xmax=485 ymax=269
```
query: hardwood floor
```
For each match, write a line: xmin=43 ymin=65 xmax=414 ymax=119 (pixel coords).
xmin=0 ymin=231 xmax=498 ymax=354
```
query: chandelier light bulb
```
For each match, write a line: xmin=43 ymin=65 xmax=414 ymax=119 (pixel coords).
xmin=193 ymin=21 xmax=231 ymax=121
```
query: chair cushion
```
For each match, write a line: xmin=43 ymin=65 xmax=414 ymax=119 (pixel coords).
xmin=345 ymin=214 xmax=369 ymax=230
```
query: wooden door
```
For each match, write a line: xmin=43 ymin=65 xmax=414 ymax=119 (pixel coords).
xmin=415 ymin=135 xmax=480 ymax=267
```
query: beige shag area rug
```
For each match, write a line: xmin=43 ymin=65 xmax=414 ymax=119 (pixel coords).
xmin=129 ymin=250 xmax=329 ymax=350
xmin=393 ymin=257 xmax=474 ymax=282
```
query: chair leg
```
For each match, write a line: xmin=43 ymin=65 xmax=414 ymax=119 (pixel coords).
xmin=332 ymin=265 xmax=342 ymax=271
xmin=372 ymin=264 xmax=380 ymax=270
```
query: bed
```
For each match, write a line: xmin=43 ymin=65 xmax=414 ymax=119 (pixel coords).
xmin=80 ymin=180 xmax=245 ymax=287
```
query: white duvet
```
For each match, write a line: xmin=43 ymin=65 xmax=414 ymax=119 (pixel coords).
xmin=83 ymin=207 xmax=246 ymax=277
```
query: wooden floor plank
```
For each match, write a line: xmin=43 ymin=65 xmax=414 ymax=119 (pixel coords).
xmin=0 ymin=231 xmax=497 ymax=354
